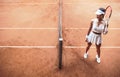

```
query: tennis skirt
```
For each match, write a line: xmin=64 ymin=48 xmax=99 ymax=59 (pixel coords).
xmin=87 ymin=32 xmax=102 ymax=45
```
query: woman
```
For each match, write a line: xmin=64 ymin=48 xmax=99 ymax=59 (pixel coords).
xmin=84 ymin=8 xmax=108 ymax=63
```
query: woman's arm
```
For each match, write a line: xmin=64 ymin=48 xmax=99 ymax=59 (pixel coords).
xmin=103 ymin=23 xmax=109 ymax=35
xmin=87 ymin=21 xmax=93 ymax=36
xmin=85 ymin=21 xmax=93 ymax=42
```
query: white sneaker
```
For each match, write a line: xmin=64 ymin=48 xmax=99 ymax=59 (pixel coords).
xmin=84 ymin=53 xmax=88 ymax=59
xmin=96 ymin=57 xmax=101 ymax=63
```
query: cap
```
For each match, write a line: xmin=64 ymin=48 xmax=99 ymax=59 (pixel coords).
xmin=95 ymin=9 xmax=105 ymax=15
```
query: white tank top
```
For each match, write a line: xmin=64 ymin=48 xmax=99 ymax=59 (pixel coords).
xmin=91 ymin=18 xmax=106 ymax=33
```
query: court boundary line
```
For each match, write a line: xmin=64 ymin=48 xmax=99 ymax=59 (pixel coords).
xmin=64 ymin=46 xmax=120 ymax=48
xmin=0 ymin=28 xmax=57 ymax=30
xmin=0 ymin=28 xmax=119 ymax=30
xmin=0 ymin=46 xmax=56 ymax=48
xmin=0 ymin=3 xmax=58 ymax=5
xmin=0 ymin=46 xmax=120 ymax=48
xmin=62 ymin=3 xmax=120 ymax=4
xmin=65 ymin=28 xmax=120 ymax=30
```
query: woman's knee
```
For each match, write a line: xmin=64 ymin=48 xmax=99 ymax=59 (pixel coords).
xmin=88 ymin=42 xmax=92 ymax=47
xmin=96 ymin=44 xmax=101 ymax=48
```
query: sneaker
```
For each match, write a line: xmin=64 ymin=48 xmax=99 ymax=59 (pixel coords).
xmin=96 ymin=58 xmax=101 ymax=63
xmin=84 ymin=53 xmax=88 ymax=59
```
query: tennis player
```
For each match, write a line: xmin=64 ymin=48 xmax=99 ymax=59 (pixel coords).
xmin=84 ymin=8 xmax=108 ymax=63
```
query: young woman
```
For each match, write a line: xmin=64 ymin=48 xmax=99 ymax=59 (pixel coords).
xmin=84 ymin=8 xmax=108 ymax=63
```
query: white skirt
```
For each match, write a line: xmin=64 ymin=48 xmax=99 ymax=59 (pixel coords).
xmin=87 ymin=32 xmax=102 ymax=45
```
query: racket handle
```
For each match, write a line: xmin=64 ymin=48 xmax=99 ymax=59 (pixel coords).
xmin=103 ymin=26 xmax=108 ymax=35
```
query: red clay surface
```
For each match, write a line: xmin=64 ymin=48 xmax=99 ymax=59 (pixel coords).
xmin=0 ymin=0 xmax=120 ymax=77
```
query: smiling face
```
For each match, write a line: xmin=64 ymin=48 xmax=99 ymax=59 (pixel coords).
xmin=96 ymin=14 xmax=104 ymax=21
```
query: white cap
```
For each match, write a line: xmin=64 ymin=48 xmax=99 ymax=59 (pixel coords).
xmin=95 ymin=9 xmax=105 ymax=15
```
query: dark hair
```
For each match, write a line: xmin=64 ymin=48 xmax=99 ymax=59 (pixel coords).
xmin=99 ymin=8 xmax=106 ymax=12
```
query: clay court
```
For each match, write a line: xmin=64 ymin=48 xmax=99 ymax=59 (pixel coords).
xmin=0 ymin=0 xmax=120 ymax=77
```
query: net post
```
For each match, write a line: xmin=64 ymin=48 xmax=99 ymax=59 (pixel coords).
xmin=58 ymin=0 xmax=63 ymax=70
xmin=58 ymin=38 xmax=63 ymax=69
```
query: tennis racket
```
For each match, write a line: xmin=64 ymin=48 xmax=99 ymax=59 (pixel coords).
xmin=104 ymin=5 xmax=112 ymax=27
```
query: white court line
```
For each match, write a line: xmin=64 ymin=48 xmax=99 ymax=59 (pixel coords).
xmin=0 ymin=28 xmax=57 ymax=30
xmin=65 ymin=28 xmax=120 ymax=30
xmin=0 ymin=46 xmax=120 ymax=48
xmin=65 ymin=28 xmax=88 ymax=30
xmin=0 ymin=28 xmax=119 ymax=30
xmin=64 ymin=46 xmax=120 ymax=48
xmin=0 ymin=46 xmax=56 ymax=48
xmin=63 ymin=3 xmax=120 ymax=4
xmin=0 ymin=3 xmax=58 ymax=5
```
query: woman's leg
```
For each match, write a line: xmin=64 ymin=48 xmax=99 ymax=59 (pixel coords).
xmin=86 ymin=42 xmax=92 ymax=53
xmin=96 ymin=44 xmax=101 ymax=58
xmin=84 ymin=42 xmax=92 ymax=58
xmin=96 ymin=44 xmax=101 ymax=63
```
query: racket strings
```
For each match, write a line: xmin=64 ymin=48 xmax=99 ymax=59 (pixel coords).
xmin=104 ymin=6 xmax=112 ymax=19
